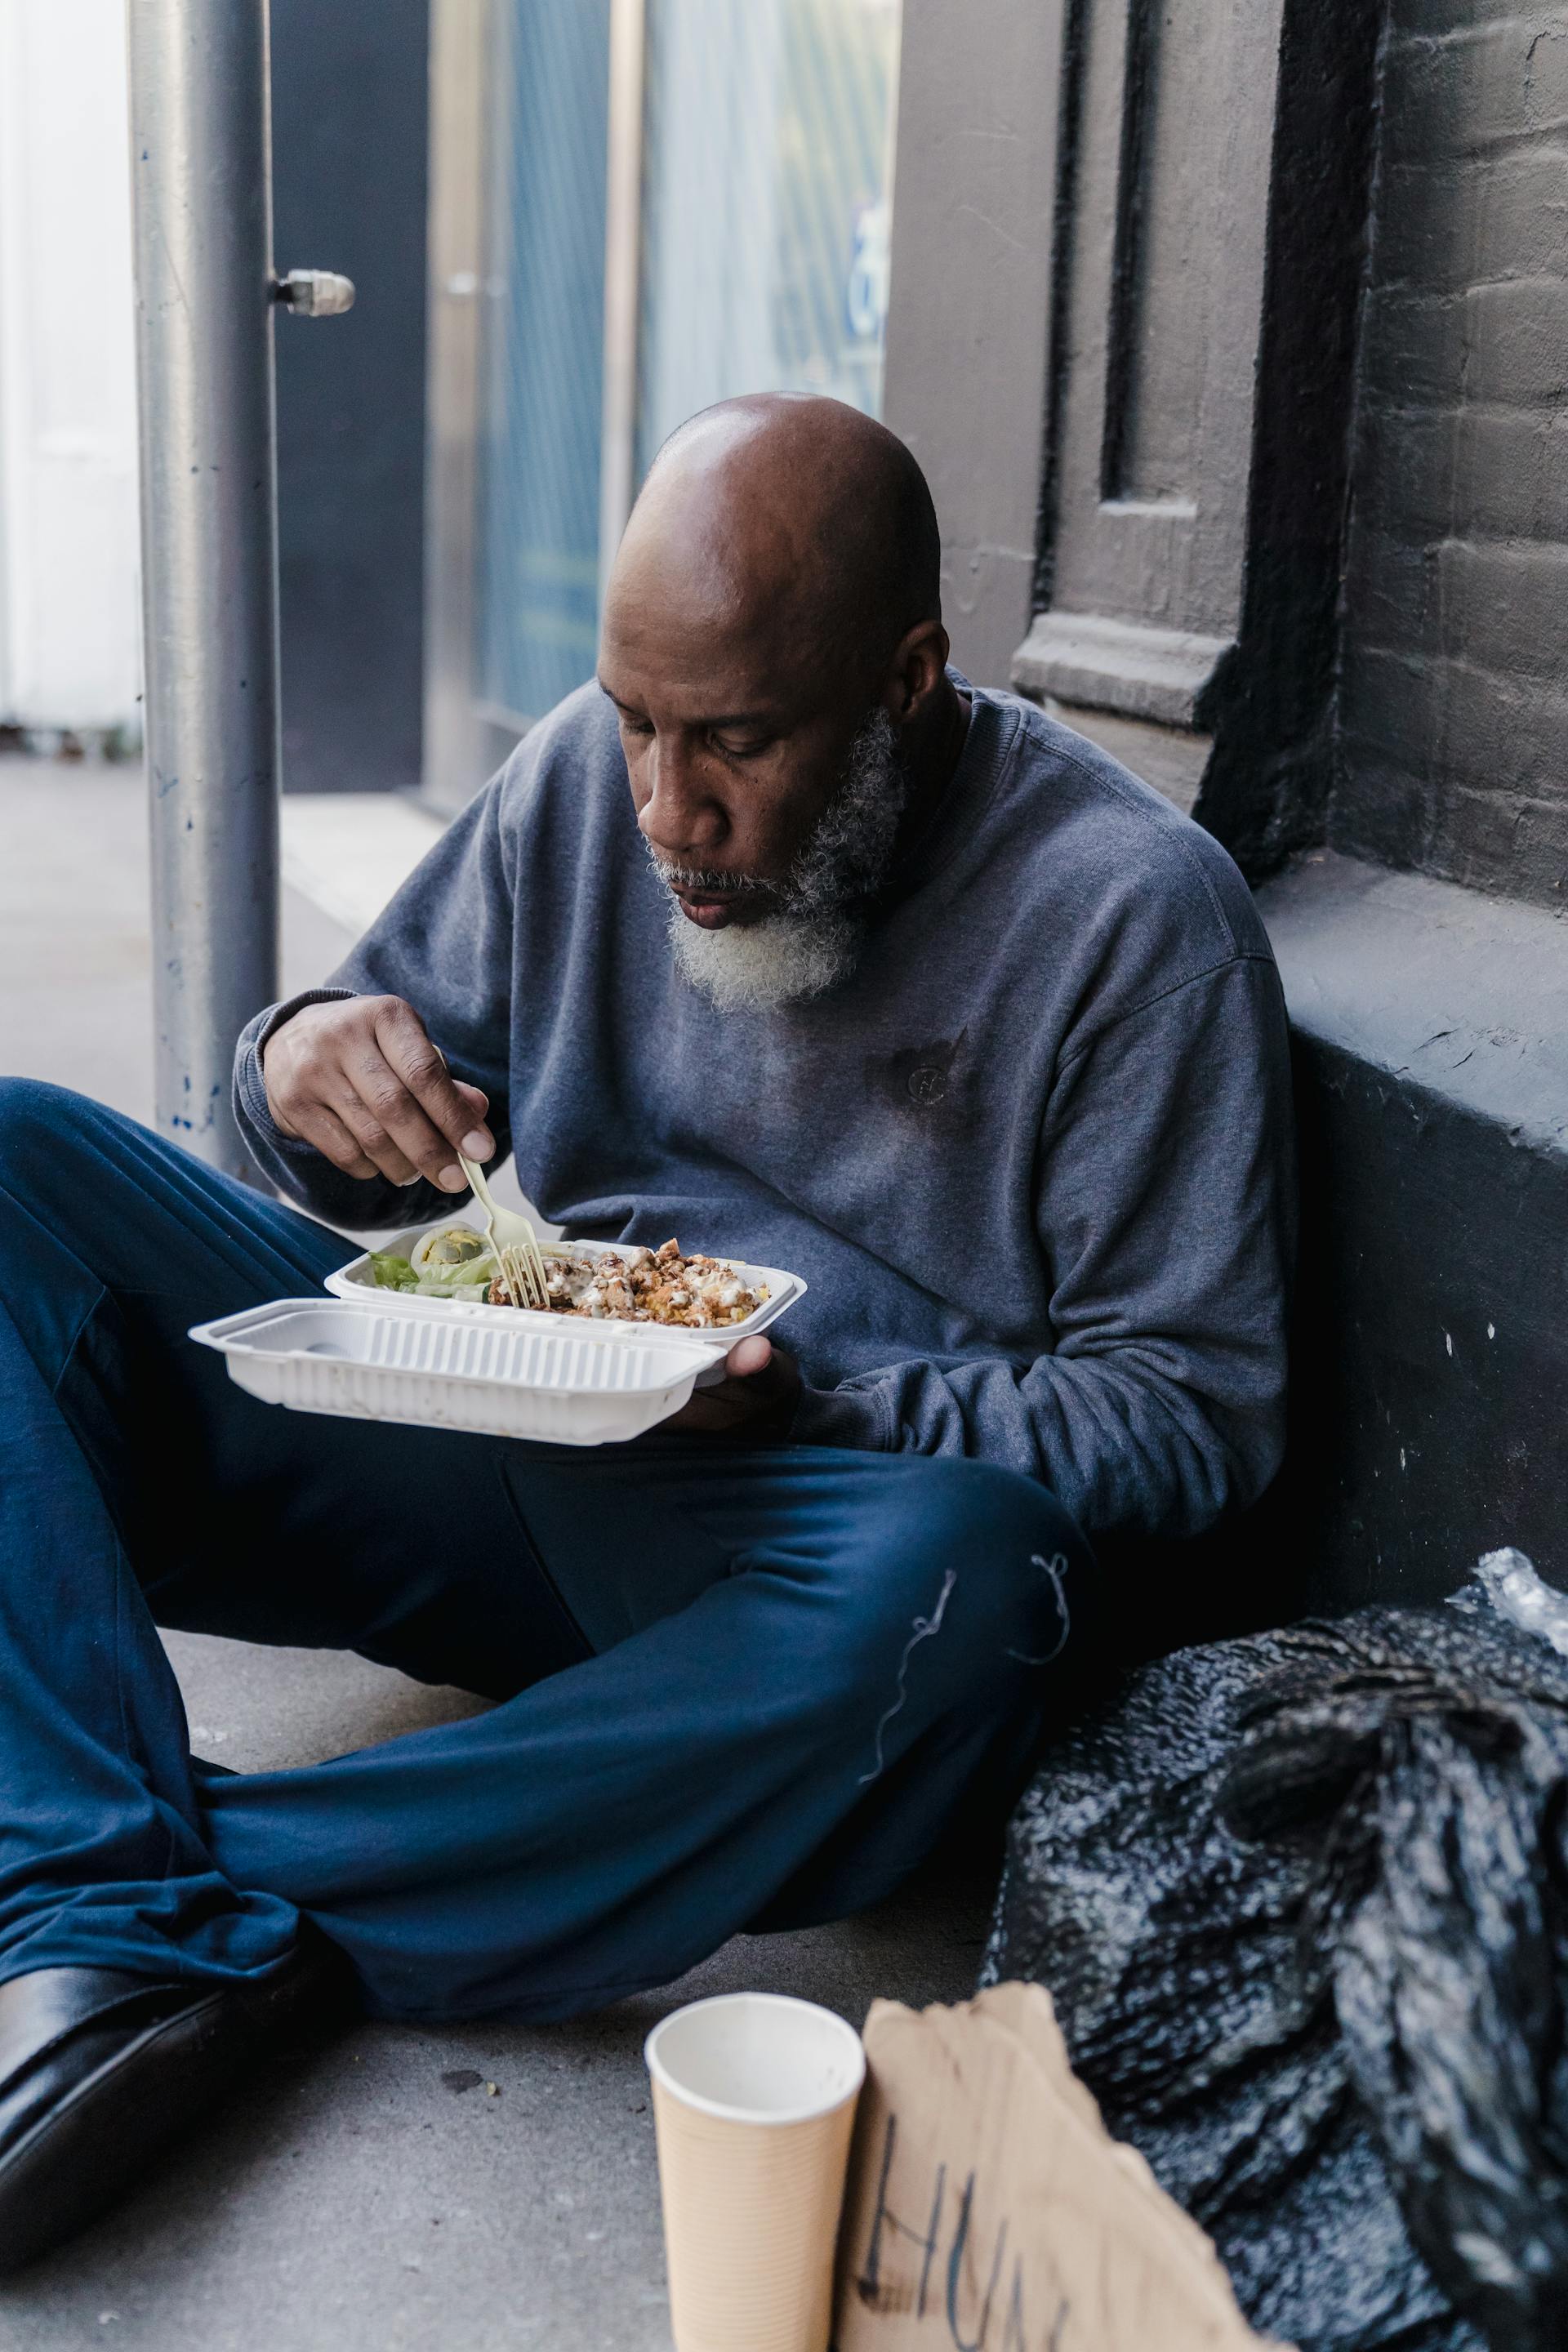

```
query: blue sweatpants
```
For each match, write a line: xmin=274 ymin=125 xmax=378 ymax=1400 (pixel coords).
xmin=0 ymin=1079 xmax=1093 ymax=2022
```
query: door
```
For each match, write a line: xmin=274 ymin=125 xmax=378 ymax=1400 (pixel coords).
xmin=424 ymin=0 xmax=902 ymax=813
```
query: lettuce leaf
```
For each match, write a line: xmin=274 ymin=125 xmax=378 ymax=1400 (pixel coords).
xmin=367 ymin=1252 xmax=418 ymax=1292
xmin=412 ymin=1268 xmax=495 ymax=1298
xmin=368 ymin=1246 xmax=496 ymax=1299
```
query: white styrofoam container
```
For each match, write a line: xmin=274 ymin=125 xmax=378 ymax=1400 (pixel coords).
xmin=323 ymin=1222 xmax=806 ymax=1343
xmin=188 ymin=1297 xmax=728 ymax=1446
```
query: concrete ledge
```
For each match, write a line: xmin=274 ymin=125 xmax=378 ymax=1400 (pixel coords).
xmin=1012 ymin=611 xmax=1235 ymax=729
xmin=1261 ymin=850 xmax=1568 ymax=1157
xmin=1256 ymin=851 xmax=1568 ymax=1613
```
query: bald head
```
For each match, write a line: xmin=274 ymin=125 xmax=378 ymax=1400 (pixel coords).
xmin=597 ymin=394 xmax=964 ymax=1012
xmin=612 ymin=394 xmax=941 ymax=670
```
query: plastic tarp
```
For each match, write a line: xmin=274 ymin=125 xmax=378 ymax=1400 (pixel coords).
xmin=982 ymin=1552 xmax=1568 ymax=2352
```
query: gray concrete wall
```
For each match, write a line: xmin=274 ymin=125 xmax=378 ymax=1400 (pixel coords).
xmin=1335 ymin=2 xmax=1568 ymax=905
xmin=1004 ymin=0 xmax=1382 ymax=878
xmin=881 ymin=0 xmax=1063 ymax=691
xmin=1259 ymin=851 xmax=1568 ymax=1610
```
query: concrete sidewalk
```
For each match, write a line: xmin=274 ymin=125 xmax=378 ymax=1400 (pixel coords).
xmin=0 ymin=757 xmax=990 ymax=2351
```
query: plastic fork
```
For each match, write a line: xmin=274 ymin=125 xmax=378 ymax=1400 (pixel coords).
xmin=457 ymin=1152 xmax=552 ymax=1312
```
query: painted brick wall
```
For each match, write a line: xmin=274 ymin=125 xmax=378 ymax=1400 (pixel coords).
xmin=1335 ymin=2 xmax=1568 ymax=904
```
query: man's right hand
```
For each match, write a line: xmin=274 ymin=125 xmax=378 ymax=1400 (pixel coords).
xmin=261 ymin=995 xmax=495 ymax=1192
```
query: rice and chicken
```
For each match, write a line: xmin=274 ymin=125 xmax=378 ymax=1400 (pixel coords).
xmin=368 ymin=1228 xmax=769 ymax=1331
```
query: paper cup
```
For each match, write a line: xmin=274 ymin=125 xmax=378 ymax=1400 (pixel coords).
xmin=645 ymin=1992 xmax=866 ymax=2352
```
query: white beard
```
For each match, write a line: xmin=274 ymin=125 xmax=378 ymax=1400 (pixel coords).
xmin=666 ymin=902 xmax=865 ymax=1012
xmin=654 ymin=707 xmax=907 ymax=1013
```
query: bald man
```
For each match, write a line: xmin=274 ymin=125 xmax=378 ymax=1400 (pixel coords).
xmin=0 ymin=397 xmax=1292 ymax=2258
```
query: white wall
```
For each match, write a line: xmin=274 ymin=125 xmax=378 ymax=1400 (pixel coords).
xmin=0 ymin=0 xmax=141 ymax=734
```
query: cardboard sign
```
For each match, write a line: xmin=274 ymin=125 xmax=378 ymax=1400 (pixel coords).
xmin=832 ymin=1984 xmax=1291 ymax=2352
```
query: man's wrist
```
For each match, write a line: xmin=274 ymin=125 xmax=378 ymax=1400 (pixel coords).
xmin=790 ymin=1381 xmax=890 ymax=1453
xmin=256 ymin=987 xmax=356 ymax=1069
xmin=753 ymin=1363 xmax=804 ymax=1442
xmin=236 ymin=990 xmax=354 ymax=1160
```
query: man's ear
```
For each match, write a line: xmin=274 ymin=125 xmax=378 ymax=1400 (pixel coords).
xmin=887 ymin=618 xmax=951 ymax=723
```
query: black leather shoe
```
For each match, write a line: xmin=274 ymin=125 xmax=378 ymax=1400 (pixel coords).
xmin=0 ymin=1937 xmax=352 ymax=2273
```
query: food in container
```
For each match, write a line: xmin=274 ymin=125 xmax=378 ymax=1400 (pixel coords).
xmin=366 ymin=1230 xmax=770 ymax=1332
xmin=190 ymin=1233 xmax=807 ymax=1447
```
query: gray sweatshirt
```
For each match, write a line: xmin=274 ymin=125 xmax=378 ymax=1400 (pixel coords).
xmin=235 ymin=681 xmax=1294 ymax=1540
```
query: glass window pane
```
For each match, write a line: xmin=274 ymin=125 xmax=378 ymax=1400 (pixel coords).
xmin=477 ymin=2 xmax=612 ymax=728
xmin=635 ymin=0 xmax=902 ymax=483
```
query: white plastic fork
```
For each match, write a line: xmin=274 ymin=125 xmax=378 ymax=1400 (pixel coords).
xmin=457 ymin=1152 xmax=552 ymax=1311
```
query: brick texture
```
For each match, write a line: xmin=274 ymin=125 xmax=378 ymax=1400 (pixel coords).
xmin=1335 ymin=6 xmax=1568 ymax=902
xmin=1383 ymin=18 xmax=1568 ymax=163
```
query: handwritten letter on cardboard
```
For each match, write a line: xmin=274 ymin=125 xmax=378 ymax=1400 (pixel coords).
xmin=832 ymin=1984 xmax=1290 ymax=2352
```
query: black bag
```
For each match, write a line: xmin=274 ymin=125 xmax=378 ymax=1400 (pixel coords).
xmin=982 ymin=1556 xmax=1568 ymax=2352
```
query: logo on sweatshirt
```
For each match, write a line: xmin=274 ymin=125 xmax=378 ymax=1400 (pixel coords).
xmin=865 ymin=1028 xmax=968 ymax=1119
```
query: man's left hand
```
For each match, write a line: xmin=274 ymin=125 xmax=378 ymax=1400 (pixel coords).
xmin=666 ymin=1335 xmax=802 ymax=1439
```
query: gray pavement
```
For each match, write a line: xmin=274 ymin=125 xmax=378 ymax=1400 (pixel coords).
xmin=0 ymin=757 xmax=988 ymax=2350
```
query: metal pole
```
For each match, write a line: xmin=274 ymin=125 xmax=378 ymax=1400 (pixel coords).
xmin=127 ymin=0 xmax=280 ymax=1183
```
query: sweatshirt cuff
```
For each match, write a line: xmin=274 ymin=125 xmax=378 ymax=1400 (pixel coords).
xmin=789 ymin=1381 xmax=893 ymax=1453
